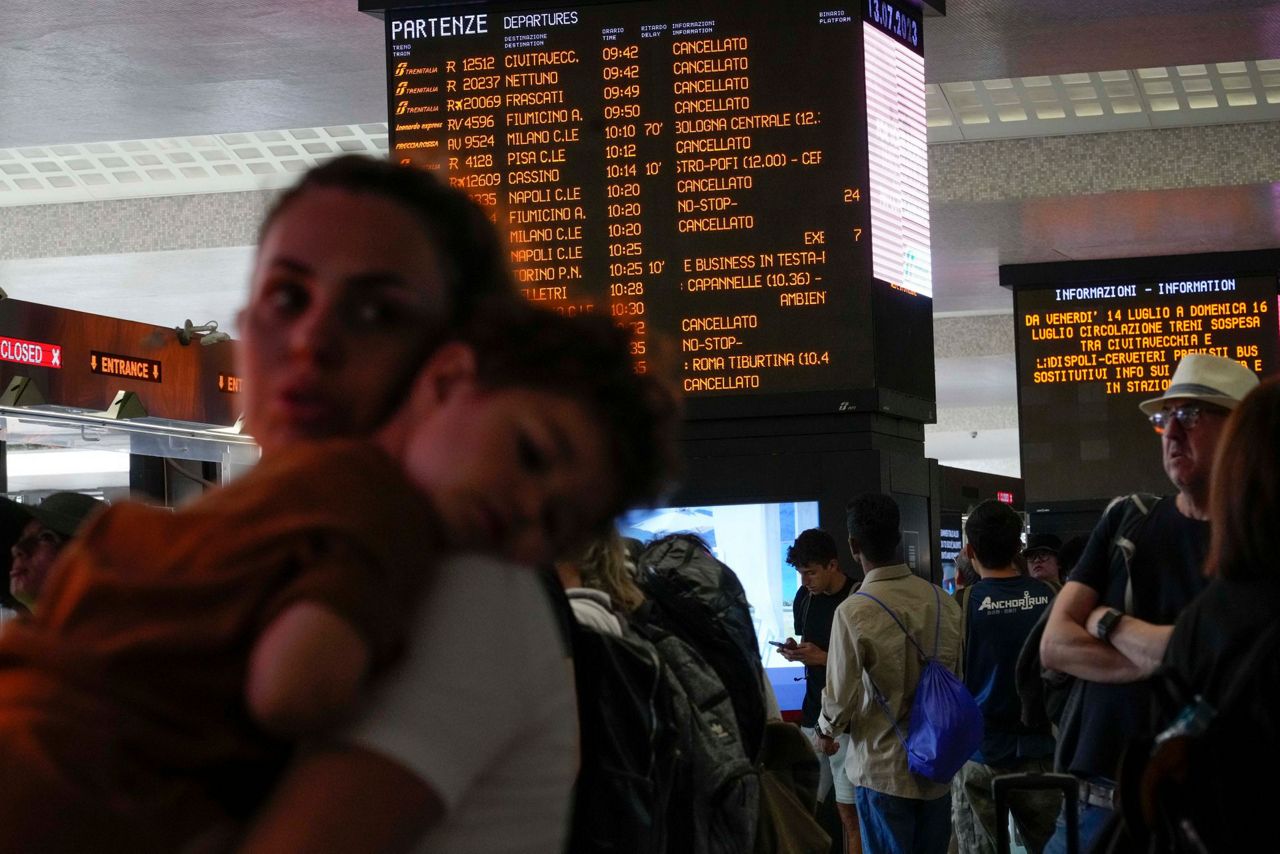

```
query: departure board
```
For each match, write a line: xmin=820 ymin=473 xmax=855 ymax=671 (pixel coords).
xmin=383 ymin=0 xmax=931 ymax=418
xmin=1009 ymin=262 xmax=1279 ymax=503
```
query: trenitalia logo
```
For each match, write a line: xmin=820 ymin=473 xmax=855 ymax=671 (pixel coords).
xmin=392 ymin=62 xmax=437 ymax=77
xmin=396 ymin=80 xmax=408 ymax=96
xmin=0 ymin=335 xmax=62 ymax=368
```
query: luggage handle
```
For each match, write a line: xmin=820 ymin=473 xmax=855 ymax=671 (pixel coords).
xmin=992 ymin=772 xmax=1078 ymax=854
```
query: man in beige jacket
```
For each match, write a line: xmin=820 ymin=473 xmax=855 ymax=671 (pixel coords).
xmin=817 ymin=493 xmax=962 ymax=854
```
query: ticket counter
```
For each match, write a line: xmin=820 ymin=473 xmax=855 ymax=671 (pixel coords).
xmin=0 ymin=405 xmax=256 ymax=507
xmin=0 ymin=298 xmax=252 ymax=508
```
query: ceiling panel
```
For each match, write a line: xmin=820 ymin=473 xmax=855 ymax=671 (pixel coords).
xmin=932 ymin=183 xmax=1280 ymax=313
xmin=925 ymin=0 xmax=1280 ymax=83
xmin=0 ymin=1 xmax=386 ymax=149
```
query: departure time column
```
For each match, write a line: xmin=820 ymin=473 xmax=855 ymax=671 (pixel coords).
xmin=601 ymin=40 xmax=653 ymax=371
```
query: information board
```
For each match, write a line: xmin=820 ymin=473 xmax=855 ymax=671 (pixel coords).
xmin=384 ymin=0 xmax=931 ymax=418
xmin=1010 ymin=264 xmax=1279 ymax=503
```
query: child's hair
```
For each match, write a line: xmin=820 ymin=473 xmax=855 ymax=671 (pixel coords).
xmin=260 ymin=155 xmax=515 ymax=326
xmin=463 ymin=304 xmax=681 ymax=524
xmin=565 ymin=528 xmax=646 ymax=613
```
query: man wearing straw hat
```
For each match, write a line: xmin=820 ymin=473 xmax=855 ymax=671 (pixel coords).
xmin=1039 ymin=353 xmax=1260 ymax=853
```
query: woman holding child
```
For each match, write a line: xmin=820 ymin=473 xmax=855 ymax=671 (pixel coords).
xmin=0 ymin=156 xmax=679 ymax=853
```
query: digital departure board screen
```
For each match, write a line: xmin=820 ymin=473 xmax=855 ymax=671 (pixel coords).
xmin=383 ymin=0 xmax=931 ymax=418
xmin=1008 ymin=257 xmax=1280 ymax=504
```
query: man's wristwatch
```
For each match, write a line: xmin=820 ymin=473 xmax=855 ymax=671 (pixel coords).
xmin=1095 ymin=607 xmax=1124 ymax=644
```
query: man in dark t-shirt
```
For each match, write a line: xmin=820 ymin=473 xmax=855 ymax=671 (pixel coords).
xmin=953 ymin=501 xmax=1059 ymax=854
xmin=1039 ymin=353 xmax=1259 ymax=854
xmin=782 ymin=528 xmax=859 ymax=854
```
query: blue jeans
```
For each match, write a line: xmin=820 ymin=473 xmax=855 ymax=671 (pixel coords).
xmin=854 ymin=787 xmax=950 ymax=854
xmin=1044 ymin=799 xmax=1112 ymax=854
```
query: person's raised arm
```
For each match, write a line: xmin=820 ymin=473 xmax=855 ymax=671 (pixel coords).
xmin=246 ymin=602 xmax=370 ymax=736
xmin=1040 ymin=581 xmax=1147 ymax=683
xmin=237 ymin=743 xmax=443 ymax=854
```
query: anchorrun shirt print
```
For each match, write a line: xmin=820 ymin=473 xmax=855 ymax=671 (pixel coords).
xmin=962 ymin=575 xmax=1057 ymax=765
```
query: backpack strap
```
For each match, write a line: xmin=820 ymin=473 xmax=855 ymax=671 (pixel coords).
xmin=929 ymin=584 xmax=942 ymax=659
xmin=852 ymin=586 xmax=946 ymax=763
xmin=536 ymin=566 xmax=575 ymax=655
xmin=1112 ymin=492 xmax=1160 ymax=614
xmin=955 ymin=585 xmax=973 ymax=671
xmin=855 ymin=590 xmax=932 ymax=662
xmin=956 ymin=585 xmax=973 ymax=624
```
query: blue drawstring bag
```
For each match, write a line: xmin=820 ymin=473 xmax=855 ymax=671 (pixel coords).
xmin=856 ymin=586 xmax=983 ymax=783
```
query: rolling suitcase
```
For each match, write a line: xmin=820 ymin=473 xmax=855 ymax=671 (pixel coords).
xmin=992 ymin=772 xmax=1078 ymax=854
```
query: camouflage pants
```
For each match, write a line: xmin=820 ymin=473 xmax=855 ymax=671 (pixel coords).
xmin=951 ymin=758 xmax=1059 ymax=854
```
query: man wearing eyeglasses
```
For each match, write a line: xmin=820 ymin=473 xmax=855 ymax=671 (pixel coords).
xmin=1039 ymin=353 xmax=1259 ymax=854
xmin=6 ymin=492 xmax=104 ymax=610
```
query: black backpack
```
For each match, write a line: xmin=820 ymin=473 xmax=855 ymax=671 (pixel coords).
xmin=1015 ymin=494 xmax=1159 ymax=733
xmin=635 ymin=534 xmax=768 ymax=760
xmin=567 ymin=618 xmax=681 ymax=854
xmin=633 ymin=621 xmax=760 ymax=854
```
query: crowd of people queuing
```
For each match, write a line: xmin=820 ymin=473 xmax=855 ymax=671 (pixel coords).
xmin=0 ymin=155 xmax=1273 ymax=853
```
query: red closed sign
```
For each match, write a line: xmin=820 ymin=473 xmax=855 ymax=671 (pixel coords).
xmin=0 ymin=335 xmax=62 ymax=369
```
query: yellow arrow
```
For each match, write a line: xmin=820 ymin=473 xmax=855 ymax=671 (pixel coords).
xmin=91 ymin=354 xmax=97 ymax=369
